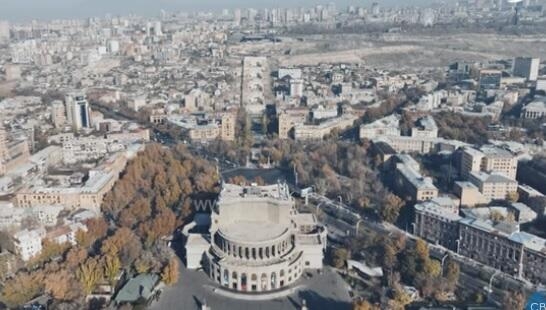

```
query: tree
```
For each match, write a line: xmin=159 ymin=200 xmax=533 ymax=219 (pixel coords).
xmin=506 ymin=191 xmax=519 ymax=203
xmin=1 ymin=272 xmax=45 ymax=308
xmin=134 ymin=257 xmax=153 ymax=274
xmin=331 ymin=247 xmax=349 ymax=269
xmin=423 ymin=259 xmax=442 ymax=278
xmin=45 ymin=269 xmax=82 ymax=301
xmin=473 ymin=292 xmax=485 ymax=304
xmin=399 ymin=249 xmax=418 ymax=284
xmin=75 ymin=229 xmax=93 ymax=249
xmin=490 ymin=210 xmax=506 ymax=223
xmin=161 ymin=258 xmax=179 ymax=286
xmin=353 ymin=300 xmax=380 ymax=310
xmin=65 ymin=247 xmax=88 ymax=268
xmin=502 ymin=290 xmax=525 ymax=310
xmin=380 ymin=193 xmax=404 ymax=223
xmin=85 ymin=217 xmax=108 ymax=246
xmin=29 ymin=240 xmax=70 ymax=267
xmin=415 ymin=239 xmax=429 ymax=262
xmin=101 ymin=227 xmax=142 ymax=266
xmin=102 ymin=254 xmax=121 ymax=288
xmin=445 ymin=260 xmax=460 ymax=290
xmin=76 ymin=258 xmax=103 ymax=295
xmin=382 ymin=240 xmax=398 ymax=271
xmin=388 ymin=286 xmax=412 ymax=310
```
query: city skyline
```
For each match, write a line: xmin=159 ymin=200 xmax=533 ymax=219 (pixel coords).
xmin=1 ymin=0 xmax=441 ymax=21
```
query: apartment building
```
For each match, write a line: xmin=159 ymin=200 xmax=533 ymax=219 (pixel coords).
xmin=294 ymin=115 xmax=358 ymax=141
xmin=468 ymin=171 xmax=518 ymax=201
xmin=359 ymin=114 xmax=400 ymax=140
xmin=460 ymin=146 xmax=518 ymax=180
xmin=394 ymin=161 xmax=438 ymax=202
xmin=278 ymin=108 xmax=309 ymax=139
xmin=414 ymin=197 xmax=462 ymax=252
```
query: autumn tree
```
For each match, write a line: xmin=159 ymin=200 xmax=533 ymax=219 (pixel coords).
xmin=134 ymin=256 xmax=153 ymax=274
xmin=75 ymin=229 xmax=93 ymax=249
xmin=502 ymin=290 xmax=526 ymax=310
xmin=76 ymin=258 xmax=104 ymax=295
xmin=29 ymin=240 xmax=70 ymax=267
xmin=414 ymin=239 xmax=429 ymax=262
xmin=102 ymin=254 xmax=121 ymax=288
xmin=331 ymin=247 xmax=349 ymax=269
xmin=85 ymin=217 xmax=108 ymax=244
xmin=161 ymin=258 xmax=180 ymax=286
xmin=353 ymin=300 xmax=380 ymax=310
xmin=101 ymin=227 xmax=142 ymax=266
xmin=45 ymin=269 xmax=82 ymax=301
xmin=388 ymin=285 xmax=412 ymax=310
xmin=423 ymin=259 xmax=442 ymax=278
xmin=118 ymin=197 xmax=152 ymax=228
xmin=379 ymin=193 xmax=404 ymax=223
xmin=506 ymin=191 xmax=519 ymax=203
xmin=138 ymin=208 xmax=176 ymax=248
xmin=382 ymin=239 xmax=399 ymax=272
xmin=65 ymin=247 xmax=88 ymax=268
xmin=445 ymin=260 xmax=460 ymax=291
xmin=1 ymin=271 xmax=45 ymax=308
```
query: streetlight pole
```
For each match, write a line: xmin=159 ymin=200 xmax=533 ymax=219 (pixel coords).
xmin=441 ymin=253 xmax=449 ymax=276
xmin=355 ymin=219 xmax=363 ymax=235
xmin=488 ymin=270 xmax=501 ymax=300
xmin=316 ymin=202 xmax=323 ymax=213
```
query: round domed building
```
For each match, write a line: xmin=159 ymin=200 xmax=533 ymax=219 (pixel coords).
xmin=185 ymin=182 xmax=327 ymax=293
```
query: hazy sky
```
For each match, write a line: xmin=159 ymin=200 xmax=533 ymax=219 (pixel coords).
xmin=0 ymin=0 xmax=438 ymax=21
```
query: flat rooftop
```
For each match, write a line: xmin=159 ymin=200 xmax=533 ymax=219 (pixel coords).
xmin=220 ymin=183 xmax=292 ymax=201
xmin=219 ymin=221 xmax=288 ymax=243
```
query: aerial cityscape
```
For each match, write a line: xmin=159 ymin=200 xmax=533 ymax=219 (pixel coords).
xmin=0 ymin=0 xmax=546 ymax=309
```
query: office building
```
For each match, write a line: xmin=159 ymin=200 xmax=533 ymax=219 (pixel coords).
xmin=513 ymin=57 xmax=540 ymax=81
xmin=65 ymin=93 xmax=91 ymax=130
xmin=479 ymin=69 xmax=502 ymax=90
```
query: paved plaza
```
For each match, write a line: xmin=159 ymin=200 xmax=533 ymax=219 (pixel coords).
xmin=151 ymin=254 xmax=352 ymax=310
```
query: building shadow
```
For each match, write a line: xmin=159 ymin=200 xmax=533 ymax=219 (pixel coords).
xmin=297 ymin=290 xmax=352 ymax=310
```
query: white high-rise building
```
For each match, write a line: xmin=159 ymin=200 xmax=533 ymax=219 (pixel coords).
xmin=289 ymin=79 xmax=304 ymax=97
xmin=108 ymin=40 xmax=119 ymax=54
xmin=513 ymin=57 xmax=540 ymax=81
xmin=153 ymin=21 xmax=162 ymax=36
xmin=0 ymin=21 xmax=9 ymax=43
xmin=65 ymin=93 xmax=91 ymax=131
xmin=234 ymin=9 xmax=242 ymax=26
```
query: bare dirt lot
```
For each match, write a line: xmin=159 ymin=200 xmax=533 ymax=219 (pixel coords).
xmin=262 ymin=33 xmax=546 ymax=69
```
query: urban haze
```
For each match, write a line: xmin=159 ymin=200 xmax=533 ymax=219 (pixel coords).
xmin=0 ymin=1 xmax=545 ymax=310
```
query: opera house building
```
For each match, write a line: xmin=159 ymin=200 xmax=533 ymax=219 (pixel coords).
xmin=185 ymin=182 xmax=327 ymax=293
